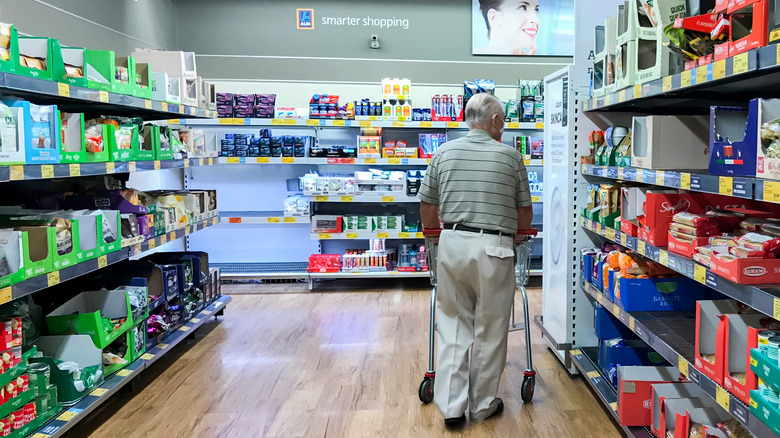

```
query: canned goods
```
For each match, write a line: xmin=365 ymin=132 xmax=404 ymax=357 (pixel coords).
xmin=760 ymin=378 xmax=780 ymax=407
xmin=46 ymin=384 xmax=57 ymax=409
xmin=27 ymin=362 xmax=49 ymax=397
xmin=33 ymin=395 xmax=47 ymax=418
xmin=768 ymin=336 xmax=780 ymax=361
xmin=759 ymin=331 xmax=780 ymax=355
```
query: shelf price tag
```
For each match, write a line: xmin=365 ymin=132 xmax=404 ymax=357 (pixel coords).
xmin=283 ymin=217 xmax=296 ymax=223
xmin=158 ymin=343 xmax=168 ymax=349
xmin=145 ymin=99 xmax=152 ymax=109
xmin=774 ymin=297 xmax=780 ymax=320
xmin=341 ymin=196 xmax=353 ymax=202
xmin=129 ymin=161 xmax=137 ymax=172
xmin=694 ymin=264 xmax=707 ymax=284
xmin=420 ymin=121 xmax=432 ymax=128
xmin=381 ymin=196 xmax=395 ymax=202
xmin=271 ymin=119 xmax=284 ymax=125
xmin=637 ymin=240 xmax=646 ymax=255
xmin=267 ymin=217 xmax=280 ymax=223
xmin=733 ymin=53 xmax=749 ymax=75
xmin=359 ymin=120 xmax=371 ymax=127
xmin=91 ymin=388 xmax=108 ymax=397
xmin=392 ymin=121 xmax=405 ymax=127
xmin=228 ymin=217 xmax=242 ymax=224
xmin=97 ymin=255 xmax=107 ymax=269
xmin=605 ymin=228 xmax=616 ymax=241
xmin=620 ymin=233 xmax=627 ymax=246
xmin=0 ymin=288 xmax=11 ymax=306
xmin=718 ymin=176 xmax=733 ymax=196
xmin=306 ymin=119 xmax=320 ymax=126
xmin=535 ymin=122 xmax=544 ymax=129
xmin=595 ymin=223 xmax=602 ymax=234
xmin=47 ymin=271 xmax=60 ymax=287
xmin=663 ymin=76 xmax=673 ymax=92
xmin=178 ymin=326 xmax=190 ymax=332
xmin=655 ymin=171 xmax=665 ymax=186
xmin=58 ymin=410 xmax=77 ymax=422
xmin=629 ymin=316 xmax=636 ymax=331
xmin=99 ymin=91 xmax=109 ymax=103
xmin=226 ymin=157 xmax=241 ymax=164
xmin=377 ymin=232 xmax=390 ymax=239
xmin=597 ymin=292 xmax=604 ymax=304
xmin=586 ymin=370 xmax=600 ymax=379
xmin=583 ymin=101 xmax=589 ymax=111
xmin=154 ymin=160 xmax=161 ymax=170
xmin=388 ymin=158 xmax=401 ymax=165
xmin=346 ymin=233 xmax=359 ymax=239
xmin=635 ymin=169 xmax=644 ymax=182
xmin=257 ymin=157 xmax=270 ymax=163
xmin=618 ymin=89 xmax=626 ymax=103
xmin=716 ymin=386 xmax=730 ymax=411
xmin=612 ymin=303 xmax=620 ymax=317
xmin=41 ymin=165 xmax=54 ymax=179
xmin=765 ymin=181 xmax=780 ymax=203
xmin=319 ymin=233 xmax=332 ymax=240
xmin=161 ymin=102 xmax=168 ymax=112
xmin=659 ymin=250 xmax=668 ymax=266
xmin=678 ymin=356 xmax=689 ymax=377
xmin=68 ymin=163 xmax=81 ymax=177
xmin=140 ymin=353 xmax=154 ymax=360
xmin=570 ymin=349 xmax=582 ymax=357
xmin=399 ymin=232 xmax=411 ymax=238
xmin=283 ymin=119 xmax=296 ymax=125
xmin=281 ymin=157 xmax=295 ymax=164
xmin=191 ymin=318 xmax=201 ymax=323
xmin=681 ymin=70 xmax=692 ymax=87
xmin=713 ymin=60 xmax=726 ymax=80
xmin=617 ymin=167 xmax=625 ymax=180
xmin=117 ymin=369 xmax=132 ymax=377
xmin=609 ymin=402 xmax=618 ymax=411
xmin=508 ymin=122 xmax=520 ymax=129
xmin=333 ymin=120 xmax=346 ymax=127
xmin=634 ymin=84 xmax=642 ymax=99
xmin=696 ymin=66 xmax=708 ymax=84
xmin=364 ymin=158 xmax=377 ymax=164
xmin=447 ymin=121 xmax=460 ymax=128
xmin=9 ymin=166 xmax=23 ymax=181
xmin=57 ymin=82 xmax=70 ymax=97
xmin=680 ymin=173 xmax=691 ymax=190
xmin=315 ymin=196 xmax=329 ymax=202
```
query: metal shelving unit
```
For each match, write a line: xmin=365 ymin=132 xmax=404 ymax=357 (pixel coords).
xmin=173 ymin=117 xmax=544 ymax=130
xmin=219 ymin=211 xmax=310 ymax=224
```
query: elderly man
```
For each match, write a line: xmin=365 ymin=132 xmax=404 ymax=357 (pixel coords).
xmin=418 ymin=93 xmax=534 ymax=426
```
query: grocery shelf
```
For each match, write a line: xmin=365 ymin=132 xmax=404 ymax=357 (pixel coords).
xmin=172 ymin=117 xmax=544 ymax=130
xmin=130 ymin=216 xmax=219 ymax=256
xmin=309 ymin=193 xmax=420 ymax=203
xmin=3 ymin=214 xmax=219 ymax=305
xmin=0 ymin=157 xmax=217 ymax=183
xmin=219 ymin=211 xmax=310 ymax=224
xmin=214 ymin=262 xmax=310 ymax=279
xmin=581 ymin=164 xmax=754 ymax=200
xmin=32 ymin=295 xmax=231 ymax=438
xmin=214 ymin=156 xmax=544 ymax=167
xmin=581 ymin=217 xmax=780 ymax=320
xmin=0 ymin=71 xmax=217 ymax=120
xmin=313 ymin=231 xmax=424 ymax=240
xmin=569 ymin=347 xmax=653 ymax=438
xmin=308 ymin=270 xmax=430 ymax=279
xmin=578 ymin=278 xmax=780 ymax=438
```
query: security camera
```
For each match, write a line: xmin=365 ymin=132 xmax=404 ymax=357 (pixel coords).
xmin=370 ymin=35 xmax=381 ymax=49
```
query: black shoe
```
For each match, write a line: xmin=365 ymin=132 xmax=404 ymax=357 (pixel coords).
xmin=444 ymin=414 xmax=466 ymax=427
xmin=485 ymin=398 xmax=504 ymax=420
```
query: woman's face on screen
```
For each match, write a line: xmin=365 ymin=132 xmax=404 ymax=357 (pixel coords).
xmin=488 ymin=0 xmax=540 ymax=53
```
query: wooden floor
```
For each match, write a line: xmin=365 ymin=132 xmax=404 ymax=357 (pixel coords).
xmin=66 ymin=279 xmax=622 ymax=438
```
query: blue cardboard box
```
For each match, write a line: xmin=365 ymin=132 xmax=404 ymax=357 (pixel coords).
xmin=709 ymin=101 xmax=757 ymax=177
xmin=598 ymin=339 xmax=667 ymax=377
xmin=594 ymin=304 xmax=637 ymax=340
xmin=6 ymin=100 xmax=59 ymax=165
xmin=615 ymin=277 xmax=707 ymax=312
xmin=582 ymin=251 xmax=596 ymax=283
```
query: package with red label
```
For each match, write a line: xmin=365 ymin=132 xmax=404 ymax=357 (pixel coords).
xmin=734 ymin=233 xmax=780 ymax=255
xmin=0 ymin=416 xmax=9 ymax=437
xmin=673 ymin=212 xmax=721 ymax=228
xmin=9 ymin=408 xmax=23 ymax=431
xmin=693 ymin=252 xmax=712 ymax=267
xmin=730 ymin=246 xmax=772 ymax=258
xmin=709 ymin=236 xmax=738 ymax=247
xmin=669 ymin=222 xmax=721 ymax=237
xmin=15 ymin=375 xmax=27 ymax=393
xmin=741 ymin=218 xmax=771 ymax=232
xmin=22 ymin=403 xmax=34 ymax=424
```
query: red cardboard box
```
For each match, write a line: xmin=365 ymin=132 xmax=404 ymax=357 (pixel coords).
xmin=710 ymin=253 xmax=780 ymax=284
xmin=728 ymin=0 xmax=768 ymax=56
xmin=667 ymin=231 xmax=711 ymax=258
xmin=722 ymin=314 xmax=764 ymax=403
xmin=618 ymin=366 xmax=686 ymax=426
xmin=639 ymin=192 xmax=706 ymax=247
xmin=695 ymin=300 xmax=741 ymax=385
xmin=672 ymin=402 xmax=731 ymax=437
xmin=650 ymin=383 xmax=707 ymax=438
xmin=714 ymin=42 xmax=730 ymax=60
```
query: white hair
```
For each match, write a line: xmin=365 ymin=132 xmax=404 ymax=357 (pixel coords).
xmin=465 ymin=94 xmax=504 ymax=129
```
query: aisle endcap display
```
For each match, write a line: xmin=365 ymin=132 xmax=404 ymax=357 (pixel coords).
xmin=172 ymin=117 xmax=543 ymax=131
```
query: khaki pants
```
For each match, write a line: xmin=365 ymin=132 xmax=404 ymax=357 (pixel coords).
xmin=433 ymin=229 xmax=516 ymax=421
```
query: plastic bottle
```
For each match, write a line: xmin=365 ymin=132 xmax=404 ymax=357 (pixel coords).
xmin=384 ymin=101 xmax=393 ymax=117
xmin=382 ymin=78 xmax=392 ymax=95
xmin=402 ymin=79 xmax=411 ymax=96
xmin=402 ymin=101 xmax=412 ymax=118
xmin=392 ymin=78 xmax=401 ymax=95
xmin=394 ymin=101 xmax=403 ymax=118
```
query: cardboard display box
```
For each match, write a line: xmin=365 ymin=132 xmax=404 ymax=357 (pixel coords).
xmin=710 ymin=104 xmax=756 ymax=177
xmin=0 ymin=104 xmax=26 ymax=165
xmin=710 ymin=253 xmax=780 ymax=284
xmin=615 ymin=38 xmax=638 ymax=90
xmin=754 ymin=98 xmax=780 ymax=180
xmin=722 ymin=313 xmax=764 ymax=403
xmin=45 ymin=289 xmax=135 ymax=349
xmin=33 ymin=335 xmax=104 ymax=405
xmin=615 ymin=276 xmax=707 ymax=311
xmin=131 ymin=49 xmax=197 ymax=81
xmin=51 ymin=43 xmax=87 ymax=88
xmin=0 ymin=230 xmax=24 ymax=288
xmin=6 ymin=100 xmax=59 ymax=165
xmin=667 ymin=231 xmax=710 ymax=258
xmin=729 ymin=0 xmax=768 ymax=56
xmin=151 ymin=71 xmax=181 ymax=104
xmin=668 ymin=398 xmax=731 ymax=437
xmin=84 ymin=49 xmax=115 ymax=92
xmin=650 ymin=383 xmax=708 ymax=438
xmin=59 ymin=112 xmax=87 ymax=164
xmin=631 ymin=115 xmax=709 ymax=170
xmin=695 ymin=300 xmax=741 ymax=385
xmin=618 ymin=366 xmax=686 ymax=426
xmin=133 ymin=62 xmax=152 ymax=99
xmin=17 ymin=37 xmax=54 ymax=80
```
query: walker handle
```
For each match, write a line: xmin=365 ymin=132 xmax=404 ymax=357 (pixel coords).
xmin=422 ymin=228 xmax=442 ymax=237
xmin=517 ymin=228 xmax=538 ymax=236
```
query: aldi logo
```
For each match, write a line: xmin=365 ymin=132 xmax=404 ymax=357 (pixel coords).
xmin=297 ymin=8 xmax=314 ymax=30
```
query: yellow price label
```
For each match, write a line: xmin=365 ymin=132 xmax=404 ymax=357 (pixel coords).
xmin=535 ymin=122 xmax=544 ymax=129
xmin=57 ymin=82 xmax=70 ymax=97
xmin=392 ymin=121 xmax=405 ymax=127
xmin=341 ymin=196 xmax=354 ymax=202
xmin=47 ymin=271 xmax=60 ymax=286
xmin=97 ymin=255 xmax=107 ymax=269
xmin=184 ymin=226 xmax=191 ymax=235
xmin=283 ymin=217 xmax=296 ymax=223
xmin=610 ymin=402 xmax=618 ymax=411
xmin=765 ymin=181 xmax=780 ymax=203
xmin=597 ymin=292 xmax=604 ymax=303
xmin=40 ymin=165 xmax=54 ymax=178
xmin=420 ymin=121 xmax=432 ymax=128
xmin=368 ymin=116 xmax=379 ymax=121
xmin=284 ymin=119 xmax=296 ymax=125
xmin=129 ymin=161 xmax=137 ymax=172
xmin=271 ymin=119 xmax=284 ymax=125
xmin=713 ymin=60 xmax=726 ymax=80
xmin=659 ymin=250 xmax=668 ymax=266
xmin=281 ymin=157 xmax=295 ymax=164
xmin=629 ymin=316 xmax=636 ymax=331
xmin=346 ymin=233 xmax=359 ymax=239
xmin=416 ymin=232 xmax=424 ymax=238
xmin=67 ymin=163 xmax=80 ymax=177
xmin=637 ymin=240 xmax=646 ymax=255
xmin=359 ymin=120 xmax=371 ymax=127
xmin=168 ymin=119 xmax=182 ymax=125
xmin=606 ymin=228 xmax=616 ymax=241
xmin=377 ymin=232 xmax=390 ymax=239
xmin=363 ymin=158 xmax=377 ymax=164
xmin=178 ymin=326 xmax=190 ymax=332
xmin=570 ymin=349 xmax=582 ymax=356
xmin=583 ymin=100 xmax=589 ymax=111
xmin=508 ymin=122 xmax=520 ymax=129
xmin=0 ymin=288 xmax=10 ymax=306
xmin=162 ymin=102 xmax=168 ymax=112
xmin=620 ymin=233 xmax=627 ymax=246
xmin=751 ymin=357 xmax=758 ymax=367
xmin=655 ymin=171 xmax=665 ymax=186
xmin=612 ymin=303 xmax=620 ymax=317
xmin=586 ymin=370 xmax=600 ymax=379
xmin=152 ymin=160 xmax=161 ymax=170
xmin=179 ymin=105 xmax=184 ymax=114
xmin=388 ymin=158 xmax=401 ymax=165
xmin=635 ymin=169 xmax=644 ymax=182
xmin=91 ymin=388 xmax=108 ymax=397
xmin=678 ymin=356 xmax=689 ymax=376
xmin=31 ymin=434 xmax=49 ymax=438
xmin=306 ymin=119 xmax=320 ymax=126
xmin=148 ymin=239 xmax=156 ymax=249
xmin=680 ymin=173 xmax=691 ymax=190
xmin=398 ymin=232 xmax=411 ymax=238
xmin=617 ymin=167 xmax=625 ymax=180
xmin=618 ymin=89 xmax=626 ymax=103
xmin=663 ymin=76 xmax=673 ymax=92
xmin=716 ymin=386 xmax=730 ymax=411
xmin=140 ymin=353 xmax=154 ymax=360
xmin=696 ymin=66 xmax=708 ymax=84
xmin=604 ymin=94 xmax=611 ymax=106
xmin=145 ymin=99 xmax=152 ymax=109
xmin=595 ymin=223 xmax=602 ymax=234
xmin=719 ymin=176 xmax=733 ymax=196
xmin=382 ymin=196 xmax=395 ymax=202
xmin=158 ymin=343 xmax=168 ymax=349
xmin=184 ymin=159 xmax=190 ymax=168
xmin=447 ymin=121 xmax=460 ymax=128
xmin=99 ymin=90 xmax=109 ymax=103
xmin=226 ymin=157 xmax=240 ymax=164
xmin=774 ymin=297 xmax=780 ymax=320
xmin=681 ymin=70 xmax=692 ymax=87
xmin=319 ymin=233 xmax=332 ymax=240
xmin=333 ymin=120 xmax=346 ymax=127
xmin=267 ymin=217 xmax=280 ymax=223
xmin=695 ymin=264 xmax=707 ymax=284
xmin=315 ymin=196 xmax=329 ymax=202
xmin=634 ymin=84 xmax=642 ymax=98
xmin=117 ymin=369 xmax=132 ymax=377
xmin=733 ymin=53 xmax=749 ymax=75
xmin=58 ymin=410 xmax=77 ymax=421
xmin=191 ymin=318 xmax=201 ymax=323
xmin=257 ymin=157 xmax=270 ymax=163
xmin=9 ymin=166 xmax=23 ymax=181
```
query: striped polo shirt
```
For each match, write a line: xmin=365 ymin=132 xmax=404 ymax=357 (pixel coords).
xmin=418 ymin=129 xmax=532 ymax=234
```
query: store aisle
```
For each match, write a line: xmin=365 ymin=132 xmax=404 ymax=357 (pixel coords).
xmin=66 ymin=282 xmax=620 ymax=438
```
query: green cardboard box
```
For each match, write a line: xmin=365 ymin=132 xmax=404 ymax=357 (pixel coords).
xmin=133 ymin=62 xmax=152 ymax=99
xmin=16 ymin=36 xmax=54 ymax=80
xmin=751 ymin=389 xmax=780 ymax=435
xmin=84 ymin=49 xmax=115 ymax=92
xmin=102 ymin=329 xmax=132 ymax=376
xmin=99 ymin=211 xmax=121 ymax=255
xmin=106 ymin=123 xmax=138 ymax=162
xmin=751 ymin=348 xmax=780 ymax=393
xmin=51 ymin=42 xmax=87 ymax=88
xmin=85 ymin=123 xmax=110 ymax=163
xmin=0 ymin=25 xmax=19 ymax=73
xmin=129 ymin=319 xmax=146 ymax=362
xmin=11 ymin=226 xmax=54 ymax=279
xmin=156 ymin=126 xmax=175 ymax=161
xmin=32 ymin=335 xmax=104 ymax=405
xmin=137 ymin=125 xmax=157 ymax=161
xmin=0 ymin=230 xmax=25 ymax=288
xmin=45 ymin=288 xmax=134 ymax=349
xmin=59 ymin=111 xmax=87 ymax=164
xmin=113 ymin=56 xmax=135 ymax=96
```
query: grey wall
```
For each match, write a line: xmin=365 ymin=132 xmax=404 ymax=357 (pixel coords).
xmin=1 ymin=0 xmax=177 ymax=54
xmin=175 ymin=0 xmax=572 ymax=84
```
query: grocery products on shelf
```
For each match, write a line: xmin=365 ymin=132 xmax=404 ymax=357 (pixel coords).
xmin=306 ymin=239 xmax=427 ymax=274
